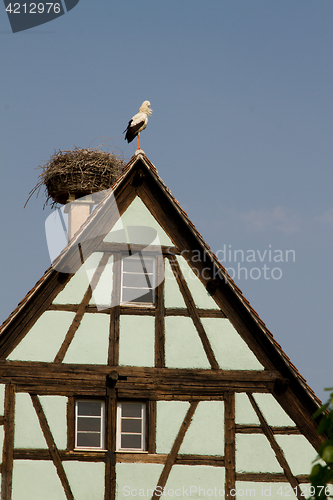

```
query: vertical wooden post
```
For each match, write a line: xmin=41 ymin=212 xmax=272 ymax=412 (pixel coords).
xmin=155 ymin=254 xmax=165 ymax=368
xmin=109 ymin=254 xmax=121 ymax=366
xmin=1 ymin=384 xmax=15 ymax=500
xmin=105 ymin=385 xmax=117 ymax=500
xmin=224 ymin=392 xmax=236 ymax=500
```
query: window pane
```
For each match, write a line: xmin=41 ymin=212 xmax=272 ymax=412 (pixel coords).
xmin=122 ymin=288 xmax=153 ymax=304
xmin=77 ymin=432 xmax=101 ymax=448
xmin=123 ymin=273 xmax=153 ymax=288
xmin=78 ymin=417 xmax=101 ymax=432
xmin=77 ymin=401 xmax=101 ymax=416
xmin=121 ymin=434 xmax=142 ymax=449
xmin=121 ymin=419 xmax=142 ymax=433
xmin=121 ymin=403 xmax=142 ymax=418
xmin=123 ymin=258 xmax=154 ymax=274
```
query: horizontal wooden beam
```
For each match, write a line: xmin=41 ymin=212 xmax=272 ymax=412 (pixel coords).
xmin=96 ymin=242 xmax=180 ymax=255
xmin=236 ymin=424 xmax=301 ymax=435
xmin=236 ymin=473 xmax=309 ymax=483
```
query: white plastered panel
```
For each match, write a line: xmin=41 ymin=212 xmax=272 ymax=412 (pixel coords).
xmin=180 ymin=401 xmax=224 ymax=456
xmin=63 ymin=313 xmax=110 ymax=365
xmin=116 ymin=463 xmax=164 ymax=500
xmin=14 ymin=393 xmax=46 ymax=449
xmin=119 ymin=315 xmax=155 ymax=367
xmin=39 ymin=396 xmax=67 ymax=450
xmin=165 ymin=316 xmax=210 ymax=369
xmin=236 ymin=434 xmax=283 ymax=473
xmin=64 ymin=462 xmax=105 ymax=500
xmin=202 ymin=317 xmax=264 ymax=370
xmin=12 ymin=460 xmax=66 ymax=500
xmin=165 ymin=465 xmax=225 ymax=499
xmin=103 ymin=196 xmax=173 ymax=246
xmin=253 ymin=393 xmax=296 ymax=427
xmin=235 ymin=393 xmax=260 ymax=425
xmin=177 ymin=256 xmax=220 ymax=310
xmin=7 ymin=311 xmax=75 ymax=362
xmin=156 ymin=401 xmax=190 ymax=453
xmin=275 ymin=435 xmax=318 ymax=476
xmin=164 ymin=258 xmax=186 ymax=308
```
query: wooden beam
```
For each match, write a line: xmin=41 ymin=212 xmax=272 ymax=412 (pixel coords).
xmin=248 ymin=394 xmax=303 ymax=500
xmin=151 ymin=402 xmax=198 ymax=500
xmin=66 ymin=397 xmax=75 ymax=450
xmin=30 ymin=394 xmax=74 ymax=500
xmin=236 ymin=424 xmax=301 ymax=435
xmin=167 ymin=255 xmax=219 ymax=370
xmin=236 ymin=473 xmax=309 ymax=483
xmin=147 ymin=400 xmax=156 ymax=454
xmin=108 ymin=254 xmax=121 ymax=366
xmin=54 ymin=252 xmax=110 ymax=363
xmin=96 ymin=242 xmax=180 ymax=255
xmin=1 ymin=384 xmax=15 ymax=500
xmin=224 ymin=392 xmax=235 ymax=500
xmin=155 ymin=255 xmax=165 ymax=368
xmin=104 ymin=386 xmax=117 ymax=500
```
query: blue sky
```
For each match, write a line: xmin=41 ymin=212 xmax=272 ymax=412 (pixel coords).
xmin=1 ymin=0 xmax=332 ymax=401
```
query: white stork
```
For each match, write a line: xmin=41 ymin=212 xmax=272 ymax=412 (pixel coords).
xmin=123 ymin=101 xmax=152 ymax=149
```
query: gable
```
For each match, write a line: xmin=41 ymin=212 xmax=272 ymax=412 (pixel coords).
xmin=0 ymin=153 xmax=325 ymax=500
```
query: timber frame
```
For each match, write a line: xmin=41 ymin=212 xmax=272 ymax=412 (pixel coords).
xmin=0 ymin=152 xmax=324 ymax=500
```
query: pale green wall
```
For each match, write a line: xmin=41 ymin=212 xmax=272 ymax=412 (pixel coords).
xmin=180 ymin=401 xmax=224 ymax=456
xmin=0 ymin=384 xmax=5 ymax=414
xmin=39 ymin=396 xmax=67 ymax=449
xmin=53 ymin=266 xmax=90 ymax=305
xmin=164 ymin=258 xmax=186 ymax=308
xmin=236 ymin=434 xmax=283 ymax=473
xmin=235 ymin=393 xmax=260 ymax=425
xmin=165 ymin=465 xmax=225 ymax=499
xmin=63 ymin=313 xmax=110 ymax=365
xmin=89 ymin=255 xmax=113 ymax=308
xmin=253 ymin=393 xmax=296 ymax=427
xmin=275 ymin=435 xmax=318 ymax=476
xmin=104 ymin=196 xmax=173 ymax=246
xmin=119 ymin=315 xmax=155 ymax=367
xmin=156 ymin=401 xmax=190 ymax=453
xmin=165 ymin=316 xmax=210 ymax=369
xmin=15 ymin=393 xmax=47 ymax=449
xmin=235 ymin=481 xmax=298 ymax=499
xmin=177 ymin=256 xmax=220 ymax=310
xmin=7 ymin=311 xmax=75 ymax=362
xmin=12 ymin=460 xmax=67 ymax=500
xmin=64 ymin=462 xmax=105 ymax=500
xmin=116 ymin=463 xmax=164 ymax=500
xmin=202 ymin=317 xmax=264 ymax=370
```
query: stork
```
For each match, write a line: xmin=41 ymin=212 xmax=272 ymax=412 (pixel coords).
xmin=123 ymin=101 xmax=152 ymax=150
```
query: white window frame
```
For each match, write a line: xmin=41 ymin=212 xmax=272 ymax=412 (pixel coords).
xmin=121 ymin=255 xmax=155 ymax=305
xmin=116 ymin=402 xmax=146 ymax=452
xmin=75 ymin=399 xmax=105 ymax=451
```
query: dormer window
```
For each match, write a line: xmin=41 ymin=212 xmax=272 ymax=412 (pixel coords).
xmin=121 ymin=256 xmax=155 ymax=304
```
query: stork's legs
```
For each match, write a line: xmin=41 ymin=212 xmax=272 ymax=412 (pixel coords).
xmin=137 ymin=133 xmax=140 ymax=150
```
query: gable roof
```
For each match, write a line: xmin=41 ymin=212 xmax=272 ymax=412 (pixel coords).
xmin=0 ymin=151 xmax=322 ymax=448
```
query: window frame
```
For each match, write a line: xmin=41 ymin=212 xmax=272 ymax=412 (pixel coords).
xmin=74 ymin=399 xmax=106 ymax=451
xmin=116 ymin=401 xmax=147 ymax=452
xmin=121 ymin=255 xmax=156 ymax=306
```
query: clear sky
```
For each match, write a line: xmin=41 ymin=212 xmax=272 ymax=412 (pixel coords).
xmin=1 ymin=1 xmax=332 ymax=402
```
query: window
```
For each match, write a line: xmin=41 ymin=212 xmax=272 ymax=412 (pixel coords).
xmin=75 ymin=400 xmax=105 ymax=450
xmin=121 ymin=256 xmax=155 ymax=304
xmin=116 ymin=402 xmax=146 ymax=452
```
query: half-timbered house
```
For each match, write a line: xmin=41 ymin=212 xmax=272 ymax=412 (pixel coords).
xmin=0 ymin=152 xmax=324 ymax=500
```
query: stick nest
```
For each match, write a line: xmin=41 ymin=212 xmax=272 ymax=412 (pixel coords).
xmin=30 ymin=147 xmax=125 ymax=206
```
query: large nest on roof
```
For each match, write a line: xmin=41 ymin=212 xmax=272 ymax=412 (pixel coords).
xmin=30 ymin=147 xmax=125 ymax=207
